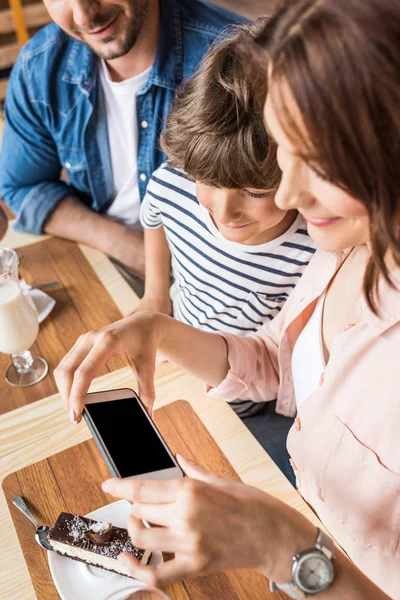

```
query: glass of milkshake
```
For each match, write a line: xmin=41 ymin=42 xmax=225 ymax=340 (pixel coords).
xmin=0 ymin=248 xmax=48 ymax=386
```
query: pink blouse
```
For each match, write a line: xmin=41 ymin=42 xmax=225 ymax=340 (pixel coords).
xmin=209 ymin=249 xmax=400 ymax=599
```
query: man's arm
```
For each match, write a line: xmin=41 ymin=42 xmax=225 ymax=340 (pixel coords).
xmin=0 ymin=54 xmax=74 ymax=233
xmin=0 ymin=203 xmax=8 ymax=241
xmin=44 ymin=196 xmax=145 ymax=278
xmin=0 ymin=57 xmax=144 ymax=275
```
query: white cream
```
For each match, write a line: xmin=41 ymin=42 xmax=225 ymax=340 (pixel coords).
xmin=50 ymin=540 xmax=151 ymax=576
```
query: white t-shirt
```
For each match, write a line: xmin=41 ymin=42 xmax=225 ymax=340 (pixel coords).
xmin=99 ymin=60 xmax=151 ymax=228
xmin=291 ymin=293 xmax=326 ymax=409
xmin=140 ymin=164 xmax=317 ymax=334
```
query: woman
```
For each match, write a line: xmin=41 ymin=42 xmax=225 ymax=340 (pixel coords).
xmin=55 ymin=0 xmax=400 ymax=597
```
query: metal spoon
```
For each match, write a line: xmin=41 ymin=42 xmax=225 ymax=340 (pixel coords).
xmin=12 ymin=496 xmax=53 ymax=551
xmin=30 ymin=281 xmax=60 ymax=291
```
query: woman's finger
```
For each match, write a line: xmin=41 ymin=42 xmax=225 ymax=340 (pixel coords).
xmin=130 ymin=501 xmax=177 ymax=527
xmin=127 ymin=516 xmax=187 ymax=553
xmin=176 ymin=453 xmax=227 ymax=487
xmin=135 ymin=354 xmax=156 ymax=415
xmin=118 ymin=554 xmax=195 ymax=588
xmin=54 ymin=333 xmax=95 ymax=414
xmin=67 ymin=332 xmax=118 ymax=421
xmin=176 ymin=454 xmax=246 ymax=499
xmin=102 ymin=477 xmax=183 ymax=504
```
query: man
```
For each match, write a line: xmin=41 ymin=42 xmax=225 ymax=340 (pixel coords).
xmin=0 ymin=0 xmax=245 ymax=289
xmin=0 ymin=204 xmax=7 ymax=241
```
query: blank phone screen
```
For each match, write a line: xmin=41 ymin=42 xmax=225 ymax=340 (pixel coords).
xmin=86 ymin=397 xmax=175 ymax=477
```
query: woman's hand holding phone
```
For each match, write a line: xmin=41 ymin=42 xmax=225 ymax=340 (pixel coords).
xmin=55 ymin=311 xmax=229 ymax=424
xmin=55 ymin=312 xmax=164 ymax=422
xmin=102 ymin=454 xmax=316 ymax=588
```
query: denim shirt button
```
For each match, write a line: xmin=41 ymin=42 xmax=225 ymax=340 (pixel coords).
xmin=65 ymin=162 xmax=72 ymax=169
xmin=141 ymin=120 xmax=149 ymax=129
xmin=140 ymin=173 xmax=147 ymax=182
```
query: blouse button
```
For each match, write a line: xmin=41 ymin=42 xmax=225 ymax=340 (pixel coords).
xmin=295 ymin=417 xmax=302 ymax=431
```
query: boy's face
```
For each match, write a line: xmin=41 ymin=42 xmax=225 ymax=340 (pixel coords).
xmin=196 ymin=182 xmax=295 ymax=245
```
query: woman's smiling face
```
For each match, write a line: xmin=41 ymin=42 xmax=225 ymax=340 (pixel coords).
xmin=264 ymin=88 xmax=370 ymax=253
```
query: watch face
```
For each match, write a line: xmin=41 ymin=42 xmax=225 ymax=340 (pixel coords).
xmin=295 ymin=551 xmax=334 ymax=593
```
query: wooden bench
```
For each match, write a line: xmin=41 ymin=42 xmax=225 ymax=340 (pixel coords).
xmin=0 ymin=0 xmax=51 ymax=101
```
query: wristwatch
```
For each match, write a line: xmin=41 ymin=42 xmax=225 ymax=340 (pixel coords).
xmin=269 ymin=528 xmax=335 ymax=598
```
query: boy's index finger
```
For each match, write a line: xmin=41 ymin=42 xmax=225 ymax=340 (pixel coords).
xmin=102 ymin=477 xmax=183 ymax=504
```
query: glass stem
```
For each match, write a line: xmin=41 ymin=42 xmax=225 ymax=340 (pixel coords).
xmin=11 ymin=350 xmax=34 ymax=374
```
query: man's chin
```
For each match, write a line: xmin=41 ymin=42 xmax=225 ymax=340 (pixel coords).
xmin=83 ymin=36 xmax=130 ymax=60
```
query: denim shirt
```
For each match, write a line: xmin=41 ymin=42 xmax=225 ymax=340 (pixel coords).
xmin=0 ymin=0 xmax=246 ymax=233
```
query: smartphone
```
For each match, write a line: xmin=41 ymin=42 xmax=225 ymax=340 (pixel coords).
xmin=83 ymin=388 xmax=184 ymax=480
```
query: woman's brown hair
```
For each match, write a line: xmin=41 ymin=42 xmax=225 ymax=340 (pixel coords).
xmin=252 ymin=0 xmax=400 ymax=313
xmin=160 ymin=20 xmax=280 ymax=191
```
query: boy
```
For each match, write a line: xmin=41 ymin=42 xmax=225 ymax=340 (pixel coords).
xmin=138 ymin=21 xmax=316 ymax=339
xmin=137 ymin=21 xmax=316 ymax=429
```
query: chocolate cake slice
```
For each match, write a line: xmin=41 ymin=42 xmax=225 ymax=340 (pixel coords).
xmin=48 ymin=512 xmax=151 ymax=577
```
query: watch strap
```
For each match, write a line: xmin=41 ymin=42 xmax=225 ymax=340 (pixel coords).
xmin=315 ymin=528 xmax=334 ymax=560
xmin=270 ymin=580 xmax=307 ymax=599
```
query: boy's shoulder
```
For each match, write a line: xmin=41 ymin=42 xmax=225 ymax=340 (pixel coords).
xmin=150 ymin=163 xmax=196 ymax=189
xmin=147 ymin=164 xmax=199 ymax=208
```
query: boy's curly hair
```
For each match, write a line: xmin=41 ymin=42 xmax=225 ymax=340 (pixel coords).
xmin=160 ymin=19 xmax=280 ymax=192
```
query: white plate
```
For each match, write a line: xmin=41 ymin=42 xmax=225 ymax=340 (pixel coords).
xmin=27 ymin=288 xmax=56 ymax=324
xmin=48 ymin=500 xmax=163 ymax=600
xmin=19 ymin=279 xmax=56 ymax=324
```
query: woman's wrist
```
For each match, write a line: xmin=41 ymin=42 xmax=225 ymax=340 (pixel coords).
xmin=257 ymin=498 xmax=317 ymax=583
xmin=154 ymin=314 xmax=229 ymax=386
xmin=150 ymin=311 xmax=178 ymax=353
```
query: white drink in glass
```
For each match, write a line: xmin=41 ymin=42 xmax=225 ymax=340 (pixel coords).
xmin=0 ymin=280 xmax=39 ymax=354
xmin=0 ymin=247 xmax=48 ymax=387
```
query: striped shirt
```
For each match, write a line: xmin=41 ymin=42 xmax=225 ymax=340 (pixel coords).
xmin=140 ymin=164 xmax=317 ymax=334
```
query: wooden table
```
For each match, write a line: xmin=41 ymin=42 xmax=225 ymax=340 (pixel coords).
xmin=0 ymin=222 xmax=140 ymax=413
xmin=3 ymin=400 xmax=285 ymax=600
xmin=0 ymin=223 xmax=322 ymax=599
